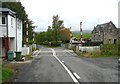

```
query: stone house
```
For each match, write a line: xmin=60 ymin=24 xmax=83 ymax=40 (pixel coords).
xmin=118 ymin=28 xmax=120 ymax=38
xmin=91 ymin=21 xmax=118 ymax=44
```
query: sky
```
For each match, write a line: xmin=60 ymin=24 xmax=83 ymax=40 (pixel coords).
xmin=20 ymin=0 xmax=119 ymax=32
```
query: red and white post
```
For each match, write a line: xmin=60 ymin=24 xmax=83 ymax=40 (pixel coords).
xmin=80 ymin=22 xmax=82 ymax=44
xmin=26 ymin=15 xmax=28 ymax=47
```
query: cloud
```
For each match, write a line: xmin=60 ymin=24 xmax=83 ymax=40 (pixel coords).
xmin=21 ymin=0 xmax=119 ymax=31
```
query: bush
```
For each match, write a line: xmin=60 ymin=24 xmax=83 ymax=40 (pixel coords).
xmin=71 ymin=46 xmax=76 ymax=52
xmin=51 ymin=41 xmax=61 ymax=46
xmin=101 ymin=44 xmax=118 ymax=56
xmin=43 ymin=41 xmax=49 ymax=45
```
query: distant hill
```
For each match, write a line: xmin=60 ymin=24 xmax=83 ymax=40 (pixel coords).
xmin=72 ymin=30 xmax=92 ymax=39
xmin=72 ymin=30 xmax=92 ymax=34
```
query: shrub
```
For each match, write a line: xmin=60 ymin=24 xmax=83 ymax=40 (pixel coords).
xmin=43 ymin=41 xmax=49 ymax=45
xmin=71 ymin=46 xmax=76 ymax=52
xmin=101 ymin=44 xmax=118 ymax=56
xmin=51 ymin=41 xmax=61 ymax=46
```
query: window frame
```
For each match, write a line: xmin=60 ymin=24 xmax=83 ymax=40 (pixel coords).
xmin=2 ymin=17 xmax=6 ymax=24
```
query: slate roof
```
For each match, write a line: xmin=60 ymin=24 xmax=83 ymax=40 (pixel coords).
xmin=0 ymin=7 xmax=16 ymax=17
xmin=93 ymin=21 xmax=117 ymax=33
xmin=118 ymin=28 xmax=120 ymax=37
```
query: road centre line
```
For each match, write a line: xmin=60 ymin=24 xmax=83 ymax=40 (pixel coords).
xmin=51 ymin=48 xmax=79 ymax=83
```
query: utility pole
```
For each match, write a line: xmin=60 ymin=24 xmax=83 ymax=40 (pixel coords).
xmin=80 ymin=22 xmax=82 ymax=44
xmin=26 ymin=15 xmax=28 ymax=47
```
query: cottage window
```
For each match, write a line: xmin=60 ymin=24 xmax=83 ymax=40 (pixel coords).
xmin=99 ymin=31 xmax=100 ymax=35
xmin=2 ymin=17 xmax=6 ymax=24
xmin=108 ymin=39 xmax=111 ymax=44
xmin=11 ymin=18 xmax=13 ymax=28
xmin=109 ymin=29 xmax=112 ymax=32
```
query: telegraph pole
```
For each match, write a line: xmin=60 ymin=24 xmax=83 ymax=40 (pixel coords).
xmin=26 ymin=15 xmax=28 ymax=47
xmin=80 ymin=22 xmax=82 ymax=44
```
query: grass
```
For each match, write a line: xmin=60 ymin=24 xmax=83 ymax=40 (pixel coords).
xmin=80 ymin=51 xmax=101 ymax=58
xmin=73 ymin=33 xmax=92 ymax=39
xmin=26 ymin=53 xmax=33 ymax=59
xmin=79 ymin=44 xmax=118 ymax=58
xmin=2 ymin=67 xmax=14 ymax=83
xmin=101 ymin=44 xmax=118 ymax=57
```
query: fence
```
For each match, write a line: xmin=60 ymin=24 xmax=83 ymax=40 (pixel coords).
xmin=78 ymin=46 xmax=100 ymax=53
xmin=67 ymin=44 xmax=100 ymax=53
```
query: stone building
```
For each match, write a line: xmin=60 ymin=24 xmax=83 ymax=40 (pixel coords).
xmin=91 ymin=21 xmax=118 ymax=44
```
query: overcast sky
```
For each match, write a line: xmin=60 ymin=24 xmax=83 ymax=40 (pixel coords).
xmin=20 ymin=0 xmax=119 ymax=31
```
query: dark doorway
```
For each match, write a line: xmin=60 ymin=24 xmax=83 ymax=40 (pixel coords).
xmin=114 ymin=39 xmax=117 ymax=44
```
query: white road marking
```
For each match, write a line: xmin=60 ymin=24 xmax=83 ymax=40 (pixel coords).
xmin=73 ymin=73 xmax=81 ymax=79
xmin=10 ymin=60 xmax=32 ymax=63
xmin=65 ymin=50 xmax=74 ymax=55
xmin=51 ymin=48 xmax=79 ymax=83
xmin=62 ymin=60 xmax=64 ymax=63
xmin=36 ymin=50 xmax=41 ymax=56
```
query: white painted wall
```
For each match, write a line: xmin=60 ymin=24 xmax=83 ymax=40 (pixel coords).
xmin=0 ymin=15 xmax=7 ymax=37
xmin=16 ymin=18 xmax=22 ymax=51
xmin=8 ymin=15 xmax=16 ymax=37
xmin=79 ymin=46 xmax=100 ymax=52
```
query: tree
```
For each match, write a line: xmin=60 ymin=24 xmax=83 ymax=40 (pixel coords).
xmin=35 ymin=32 xmax=47 ymax=44
xmin=2 ymin=2 xmax=34 ymax=46
xmin=47 ymin=26 xmax=54 ymax=41
xmin=2 ymin=2 xmax=26 ymax=20
xmin=60 ymin=28 xmax=71 ymax=43
xmin=52 ymin=15 xmax=64 ymax=41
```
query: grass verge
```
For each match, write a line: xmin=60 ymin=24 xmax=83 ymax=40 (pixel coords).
xmin=26 ymin=53 xmax=33 ymax=59
xmin=78 ymin=44 xmax=118 ymax=58
xmin=2 ymin=67 xmax=14 ymax=83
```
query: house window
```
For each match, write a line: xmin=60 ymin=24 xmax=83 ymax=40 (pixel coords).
xmin=114 ymin=39 xmax=117 ymax=44
xmin=109 ymin=29 xmax=112 ymax=32
xmin=2 ymin=17 xmax=6 ymax=24
xmin=108 ymin=39 xmax=111 ymax=44
xmin=11 ymin=18 xmax=13 ymax=28
xmin=99 ymin=31 xmax=100 ymax=35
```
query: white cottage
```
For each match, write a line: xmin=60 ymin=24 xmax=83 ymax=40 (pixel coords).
xmin=0 ymin=8 xmax=22 ymax=57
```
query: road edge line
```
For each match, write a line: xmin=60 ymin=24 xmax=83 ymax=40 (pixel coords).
xmin=51 ymin=48 xmax=79 ymax=83
xmin=73 ymin=72 xmax=81 ymax=79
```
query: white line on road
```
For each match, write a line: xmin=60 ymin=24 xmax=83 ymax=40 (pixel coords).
xmin=10 ymin=60 xmax=32 ymax=63
xmin=36 ymin=50 xmax=41 ymax=56
xmin=51 ymin=48 xmax=79 ymax=83
xmin=65 ymin=50 xmax=74 ymax=56
xmin=73 ymin=73 xmax=81 ymax=79
xmin=62 ymin=60 xmax=64 ymax=63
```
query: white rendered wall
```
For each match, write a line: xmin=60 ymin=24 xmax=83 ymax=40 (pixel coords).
xmin=8 ymin=15 xmax=16 ymax=37
xmin=16 ymin=18 xmax=22 ymax=51
xmin=0 ymin=14 xmax=7 ymax=37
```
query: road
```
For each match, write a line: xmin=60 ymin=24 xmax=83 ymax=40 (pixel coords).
xmin=9 ymin=47 xmax=118 ymax=83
